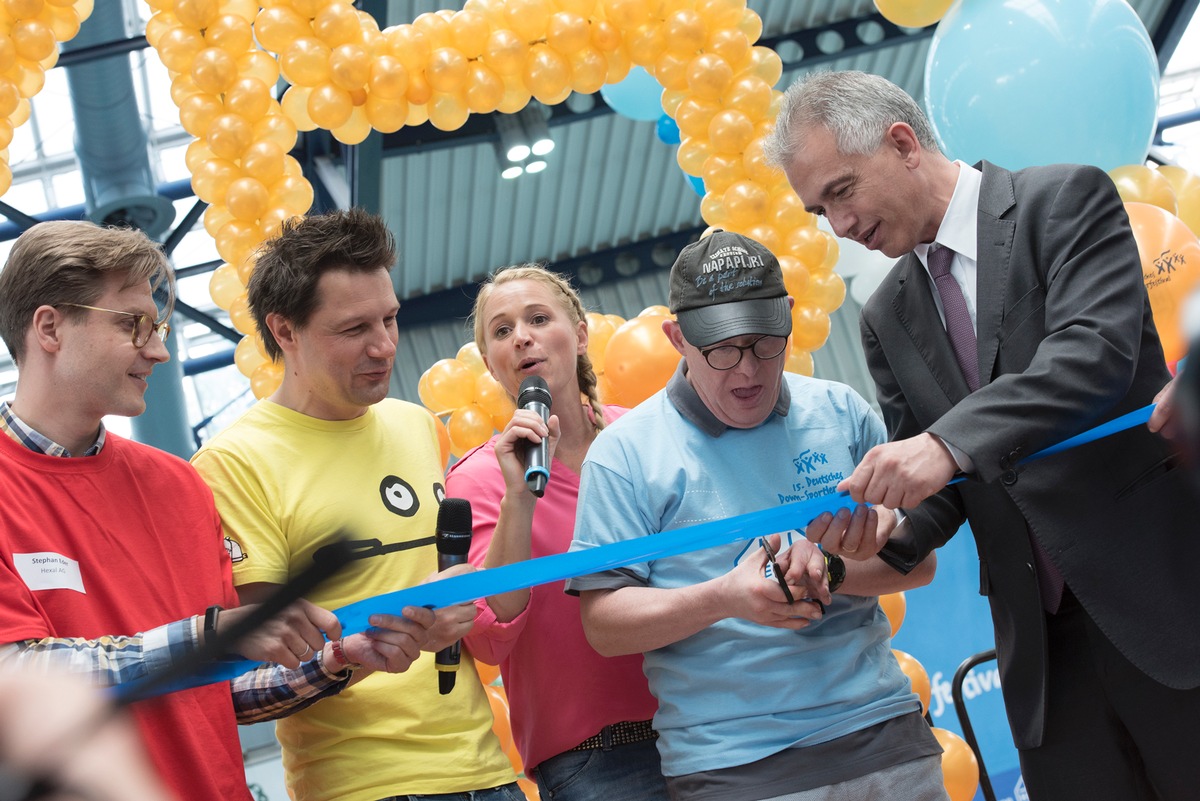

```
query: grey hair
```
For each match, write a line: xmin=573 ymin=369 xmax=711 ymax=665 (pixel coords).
xmin=763 ymin=70 xmax=941 ymax=167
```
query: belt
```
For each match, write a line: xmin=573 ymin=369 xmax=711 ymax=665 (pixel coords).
xmin=569 ymin=719 xmax=658 ymax=752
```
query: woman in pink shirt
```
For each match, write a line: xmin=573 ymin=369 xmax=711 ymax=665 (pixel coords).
xmin=448 ymin=265 xmax=668 ymax=801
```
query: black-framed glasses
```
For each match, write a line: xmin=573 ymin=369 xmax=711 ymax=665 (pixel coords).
xmin=700 ymin=335 xmax=788 ymax=370
xmin=59 ymin=303 xmax=170 ymax=348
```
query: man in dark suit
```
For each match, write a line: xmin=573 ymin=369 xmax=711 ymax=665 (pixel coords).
xmin=766 ymin=70 xmax=1200 ymax=801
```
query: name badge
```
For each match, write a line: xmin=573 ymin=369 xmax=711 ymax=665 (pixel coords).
xmin=14 ymin=552 xmax=86 ymax=594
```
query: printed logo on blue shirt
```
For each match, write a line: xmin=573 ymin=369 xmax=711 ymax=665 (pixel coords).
xmin=778 ymin=449 xmax=843 ymax=503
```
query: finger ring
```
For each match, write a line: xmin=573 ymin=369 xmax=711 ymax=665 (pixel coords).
xmin=300 ymin=644 xmax=313 ymax=659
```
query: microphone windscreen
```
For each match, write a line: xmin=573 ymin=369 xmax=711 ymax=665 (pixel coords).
xmin=517 ymin=375 xmax=552 ymax=408
xmin=436 ymin=498 xmax=473 ymax=556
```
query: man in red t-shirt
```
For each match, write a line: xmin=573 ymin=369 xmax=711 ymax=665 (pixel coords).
xmin=0 ymin=221 xmax=435 ymax=800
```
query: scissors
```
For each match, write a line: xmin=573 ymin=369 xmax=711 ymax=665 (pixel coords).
xmin=759 ymin=536 xmax=795 ymax=604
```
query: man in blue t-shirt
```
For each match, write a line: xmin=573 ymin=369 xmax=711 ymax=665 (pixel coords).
xmin=566 ymin=230 xmax=947 ymax=801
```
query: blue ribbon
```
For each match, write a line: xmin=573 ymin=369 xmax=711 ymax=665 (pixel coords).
xmin=130 ymin=402 xmax=1156 ymax=696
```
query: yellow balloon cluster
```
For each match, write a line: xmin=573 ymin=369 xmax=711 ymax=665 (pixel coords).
xmin=146 ymin=0 xmax=323 ymax=398
xmin=139 ymin=0 xmax=844 ymax=397
xmin=0 ymin=0 xmax=94 ymax=195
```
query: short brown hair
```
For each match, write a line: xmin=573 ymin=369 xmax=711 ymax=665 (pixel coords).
xmin=248 ymin=208 xmax=397 ymax=361
xmin=0 ymin=221 xmax=174 ymax=364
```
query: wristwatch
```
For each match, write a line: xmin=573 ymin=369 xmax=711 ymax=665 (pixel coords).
xmin=825 ymin=553 xmax=845 ymax=594
xmin=203 ymin=605 xmax=222 ymax=642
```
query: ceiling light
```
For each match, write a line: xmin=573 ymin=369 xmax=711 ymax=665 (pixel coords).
xmin=525 ymin=159 xmax=547 ymax=174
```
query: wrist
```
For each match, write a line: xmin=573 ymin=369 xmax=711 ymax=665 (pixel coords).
xmin=326 ymin=637 xmax=358 ymax=674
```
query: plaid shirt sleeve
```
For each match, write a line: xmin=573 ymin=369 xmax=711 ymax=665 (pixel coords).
xmin=0 ymin=618 xmax=194 ymax=683
xmin=231 ymin=654 xmax=352 ymax=725
xmin=0 ymin=617 xmax=352 ymax=723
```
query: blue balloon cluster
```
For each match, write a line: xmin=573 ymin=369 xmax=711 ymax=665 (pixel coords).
xmin=924 ymin=0 xmax=1159 ymax=171
xmin=599 ymin=66 xmax=665 ymax=122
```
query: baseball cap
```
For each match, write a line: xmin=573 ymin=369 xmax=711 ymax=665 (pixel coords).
xmin=668 ymin=229 xmax=792 ymax=348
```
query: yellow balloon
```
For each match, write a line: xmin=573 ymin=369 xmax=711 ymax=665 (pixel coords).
xmin=223 ymin=77 xmax=272 ymax=123
xmin=784 ymin=347 xmax=813 ymax=376
xmin=1157 ymin=165 xmax=1200 ymax=238
xmin=428 ymin=90 xmax=469 ymax=132
xmin=191 ymin=46 xmax=239 ymax=95
xmin=365 ymin=92 xmax=408 ymax=133
xmin=208 ymin=262 xmax=245 ymax=310
xmin=331 ymin=104 xmax=372 ymax=144
xmin=234 ymin=333 xmax=268 ymax=378
xmin=250 ymin=360 xmax=284 ymax=400
xmin=873 ymin=0 xmax=955 ymax=29
xmin=427 ymin=46 xmax=469 ymax=94
xmin=252 ymin=112 xmax=299 ymax=152
xmin=252 ymin=6 xmax=312 ymax=55
xmin=368 ymin=54 xmax=409 ymax=99
xmin=456 ymin=341 xmax=488 ymax=375
xmin=206 ymin=113 xmax=253 ymax=161
xmin=281 ymin=37 xmax=332 ymax=87
xmin=308 ymin=82 xmax=354 ymax=129
xmin=1108 ymin=164 xmax=1178 ymax=216
xmin=226 ymin=176 xmax=270 ymax=222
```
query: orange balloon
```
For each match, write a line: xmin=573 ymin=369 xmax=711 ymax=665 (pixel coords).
xmin=879 ymin=592 xmax=906 ymax=636
xmin=475 ymin=659 xmax=501 ymax=686
xmin=932 ymin=727 xmax=981 ymax=801
xmin=425 ymin=408 xmax=452 ymax=470
xmin=420 ymin=358 xmax=477 ymax=414
xmin=892 ymin=649 xmax=932 ymax=715
xmin=476 ymin=372 xmax=516 ymax=420
xmin=586 ymin=313 xmax=617 ymax=375
xmin=638 ymin=305 xmax=672 ymax=318
xmin=447 ymin=403 xmax=495 ymax=457
xmin=484 ymin=684 xmax=514 ymax=755
xmin=604 ymin=316 xmax=680 ymax=408
xmin=517 ymin=777 xmax=539 ymax=801
xmin=1124 ymin=202 xmax=1200 ymax=368
xmin=1108 ymin=165 xmax=1178 ymax=216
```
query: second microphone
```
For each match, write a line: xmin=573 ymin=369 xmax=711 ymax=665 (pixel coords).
xmin=517 ymin=376 xmax=553 ymax=498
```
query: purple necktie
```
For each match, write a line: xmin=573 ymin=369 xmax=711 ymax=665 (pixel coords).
xmin=927 ymin=246 xmax=980 ymax=392
xmin=927 ymin=245 xmax=1065 ymax=612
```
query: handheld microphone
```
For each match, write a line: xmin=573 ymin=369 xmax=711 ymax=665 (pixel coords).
xmin=434 ymin=498 xmax=473 ymax=694
xmin=518 ymin=376 xmax=552 ymax=497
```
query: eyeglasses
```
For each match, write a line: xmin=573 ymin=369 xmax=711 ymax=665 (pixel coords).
xmin=699 ymin=335 xmax=788 ymax=370
xmin=59 ymin=303 xmax=171 ymax=348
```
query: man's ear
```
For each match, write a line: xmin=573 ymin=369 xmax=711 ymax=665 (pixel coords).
xmin=886 ymin=122 xmax=922 ymax=167
xmin=30 ymin=305 xmax=65 ymax=355
xmin=265 ymin=312 xmax=297 ymax=354
xmin=663 ymin=319 xmax=688 ymax=357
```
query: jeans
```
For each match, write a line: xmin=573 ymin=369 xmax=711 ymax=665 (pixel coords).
xmin=532 ymin=738 xmax=669 ymax=801
xmin=379 ymin=782 xmax=526 ymax=801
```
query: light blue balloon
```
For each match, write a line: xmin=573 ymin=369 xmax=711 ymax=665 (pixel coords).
xmin=924 ymin=0 xmax=1159 ymax=171
xmin=600 ymin=66 xmax=664 ymax=122
xmin=686 ymin=173 xmax=706 ymax=197
xmin=657 ymin=113 xmax=681 ymax=144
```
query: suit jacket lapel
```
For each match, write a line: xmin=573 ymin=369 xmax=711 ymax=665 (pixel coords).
xmin=975 ymin=162 xmax=1018 ymax=386
xmin=890 ymin=254 xmax=972 ymax=402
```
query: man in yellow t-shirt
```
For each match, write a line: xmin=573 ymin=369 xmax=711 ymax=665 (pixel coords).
xmin=192 ymin=209 xmax=518 ymax=801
